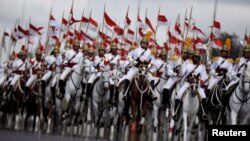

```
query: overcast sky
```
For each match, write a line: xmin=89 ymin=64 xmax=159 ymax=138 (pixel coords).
xmin=0 ymin=0 xmax=250 ymax=44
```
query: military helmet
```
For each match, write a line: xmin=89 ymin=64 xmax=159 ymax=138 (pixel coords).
xmin=160 ymin=48 xmax=168 ymax=55
xmin=53 ymin=45 xmax=60 ymax=53
xmin=243 ymin=44 xmax=250 ymax=52
xmin=19 ymin=45 xmax=28 ymax=56
xmin=64 ymin=41 xmax=71 ymax=49
xmin=140 ymin=36 xmax=149 ymax=44
xmin=193 ymin=49 xmax=200 ymax=57
xmin=36 ymin=46 xmax=44 ymax=55
xmin=73 ymin=39 xmax=80 ymax=48
xmin=188 ymin=47 xmax=194 ymax=54
xmin=151 ymin=46 xmax=158 ymax=56
xmin=88 ymin=47 xmax=95 ymax=53
xmin=110 ymin=41 xmax=118 ymax=49
xmin=182 ymin=46 xmax=188 ymax=53
xmin=221 ymin=38 xmax=231 ymax=52
xmin=82 ymin=44 xmax=89 ymax=51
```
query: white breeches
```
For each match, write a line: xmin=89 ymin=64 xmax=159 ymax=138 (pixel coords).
xmin=118 ymin=67 xmax=139 ymax=85
xmin=9 ymin=74 xmax=21 ymax=86
xmin=0 ymin=75 xmax=6 ymax=86
xmin=88 ymin=73 xmax=98 ymax=84
xmin=60 ymin=67 xmax=71 ymax=81
xmin=208 ymin=76 xmax=223 ymax=90
xmin=176 ymin=82 xmax=206 ymax=100
xmin=42 ymin=71 xmax=52 ymax=82
xmin=26 ymin=75 xmax=37 ymax=87
xmin=51 ymin=73 xmax=60 ymax=87
xmin=163 ymin=76 xmax=178 ymax=89
xmin=226 ymin=77 xmax=240 ymax=90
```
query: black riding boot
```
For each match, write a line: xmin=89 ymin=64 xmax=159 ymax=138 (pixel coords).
xmin=24 ymin=87 xmax=29 ymax=101
xmin=41 ymin=80 xmax=46 ymax=95
xmin=150 ymin=80 xmax=155 ymax=89
xmin=161 ymin=89 xmax=169 ymax=110
xmin=109 ymin=85 xmax=114 ymax=105
xmin=51 ymin=87 xmax=56 ymax=105
xmin=172 ymin=99 xmax=182 ymax=121
xmin=114 ymin=87 xmax=119 ymax=106
xmin=200 ymin=99 xmax=208 ymax=120
xmin=86 ymin=83 xmax=92 ymax=98
xmin=59 ymin=80 xmax=65 ymax=100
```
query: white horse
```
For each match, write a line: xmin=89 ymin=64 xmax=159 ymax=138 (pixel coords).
xmin=181 ymin=77 xmax=201 ymax=141
xmin=229 ymin=67 xmax=250 ymax=125
xmin=60 ymin=59 xmax=91 ymax=127
xmin=92 ymin=69 xmax=111 ymax=137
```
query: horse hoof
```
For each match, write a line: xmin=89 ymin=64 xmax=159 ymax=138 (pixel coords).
xmin=130 ymin=122 xmax=136 ymax=132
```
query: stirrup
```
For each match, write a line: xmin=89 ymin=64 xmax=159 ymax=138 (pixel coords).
xmin=202 ymin=114 xmax=208 ymax=120
xmin=172 ymin=113 xmax=178 ymax=121
xmin=216 ymin=104 xmax=223 ymax=109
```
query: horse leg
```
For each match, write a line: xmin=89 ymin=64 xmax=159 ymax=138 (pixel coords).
xmin=130 ymin=99 xmax=136 ymax=132
xmin=231 ymin=110 xmax=238 ymax=125
xmin=183 ymin=112 xmax=188 ymax=141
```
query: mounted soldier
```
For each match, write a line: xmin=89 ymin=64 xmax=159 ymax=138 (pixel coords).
xmin=226 ymin=39 xmax=250 ymax=92
xmin=25 ymin=46 xmax=45 ymax=99
xmin=41 ymin=45 xmax=62 ymax=104
xmin=6 ymin=46 xmax=30 ymax=97
xmin=59 ymin=39 xmax=83 ymax=99
xmin=207 ymin=38 xmax=234 ymax=95
xmin=172 ymin=48 xmax=209 ymax=121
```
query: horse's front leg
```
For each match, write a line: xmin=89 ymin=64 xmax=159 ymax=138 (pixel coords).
xmin=231 ymin=110 xmax=238 ymax=125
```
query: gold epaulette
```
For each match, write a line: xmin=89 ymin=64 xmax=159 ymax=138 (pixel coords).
xmin=212 ymin=56 xmax=220 ymax=62
xmin=227 ymin=58 xmax=234 ymax=64
xmin=234 ymin=57 xmax=240 ymax=64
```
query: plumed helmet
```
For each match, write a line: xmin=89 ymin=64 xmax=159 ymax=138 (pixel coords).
xmin=160 ymin=48 xmax=168 ymax=55
xmin=73 ymin=39 xmax=80 ymax=47
xmin=19 ymin=45 xmax=28 ymax=56
xmin=221 ymin=38 xmax=231 ymax=52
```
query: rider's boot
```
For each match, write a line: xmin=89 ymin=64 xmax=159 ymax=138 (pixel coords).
xmin=41 ymin=80 xmax=46 ymax=95
xmin=109 ymin=85 xmax=114 ymax=105
xmin=24 ymin=86 xmax=29 ymax=101
xmin=172 ymin=99 xmax=182 ymax=121
xmin=200 ymin=98 xmax=208 ymax=120
xmin=51 ymin=87 xmax=56 ymax=105
xmin=59 ymin=80 xmax=65 ymax=100
xmin=161 ymin=89 xmax=169 ymax=110
xmin=86 ymin=83 xmax=92 ymax=98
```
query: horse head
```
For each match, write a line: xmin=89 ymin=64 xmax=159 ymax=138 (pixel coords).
xmin=100 ymin=70 xmax=111 ymax=91
xmin=188 ymin=74 xmax=199 ymax=97
xmin=111 ymin=67 xmax=123 ymax=87
xmin=81 ymin=58 xmax=91 ymax=79
xmin=240 ymin=67 xmax=250 ymax=94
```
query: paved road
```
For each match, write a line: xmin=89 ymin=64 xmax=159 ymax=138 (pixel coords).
xmin=0 ymin=129 xmax=109 ymax=141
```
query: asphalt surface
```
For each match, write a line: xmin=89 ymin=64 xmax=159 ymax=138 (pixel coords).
xmin=0 ymin=129 xmax=109 ymax=141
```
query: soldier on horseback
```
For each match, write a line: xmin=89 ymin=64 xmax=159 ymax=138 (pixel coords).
xmin=118 ymin=35 xmax=156 ymax=100
xmin=105 ymin=41 xmax=121 ymax=105
xmin=59 ymin=39 xmax=83 ymax=99
xmin=226 ymin=40 xmax=250 ymax=92
xmin=86 ymin=43 xmax=111 ymax=98
xmin=6 ymin=46 xmax=30 ymax=97
xmin=172 ymin=48 xmax=209 ymax=121
xmin=207 ymin=39 xmax=234 ymax=95
xmin=41 ymin=45 xmax=62 ymax=104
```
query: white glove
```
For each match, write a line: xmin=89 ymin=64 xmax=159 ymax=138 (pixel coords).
xmin=172 ymin=72 xmax=177 ymax=76
xmin=210 ymin=69 xmax=215 ymax=75
xmin=213 ymin=73 xmax=218 ymax=77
